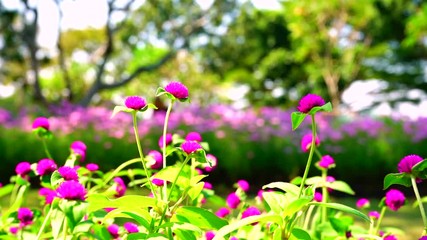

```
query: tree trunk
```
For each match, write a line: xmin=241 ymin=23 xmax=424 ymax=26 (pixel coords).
xmin=323 ymin=73 xmax=340 ymax=114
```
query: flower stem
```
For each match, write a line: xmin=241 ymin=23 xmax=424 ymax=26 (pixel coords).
xmin=162 ymin=100 xmax=174 ymax=201
xmin=411 ymin=176 xmax=427 ymax=234
xmin=62 ymin=216 xmax=67 ymax=240
xmin=35 ymin=204 xmax=53 ymax=240
xmin=374 ymin=206 xmax=386 ymax=235
xmin=298 ymin=114 xmax=317 ymax=197
xmin=132 ymin=112 xmax=157 ymax=199
xmin=42 ymin=138 xmax=53 ymax=159
xmin=321 ymin=169 xmax=328 ymax=224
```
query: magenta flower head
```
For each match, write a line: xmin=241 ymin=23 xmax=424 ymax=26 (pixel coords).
xmin=215 ymin=207 xmax=230 ymax=218
xmin=205 ymin=231 xmax=215 ymax=240
xmin=204 ymin=182 xmax=213 ymax=190
xmin=368 ymin=211 xmax=380 ymax=219
xmin=17 ymin=208 xmax=34 ymax=227
xmin=241 ymin=206 xmax=261 ymax=219
xmin=314 ymin=192 xmax=323 ymax=202
xmin=147 ymin=150 xmax=162 ymax=169
xmin=114 ymin=177 xmax=126 ymax=197
xmin=419 ymin=236 xmax=427 ymax=240
xmin=383 ymin=235 xmax=398 ymax=240
xmin=107 ymin=224 xmax=120 ymax=239
xmin=32 ymin=117 xmax=50 ymax=130
xmin=58 ymin=166 xmax=79 ymax=181
xmin=185 ymin=132 xmax=202 ymax=142
xmin=123 ymin=222 xmax=139 ymax=233
xmin=56 ymin=180 xmax=86 ymax=201
xmin=165 ymin=81 xmax=189 ymax=99
xmin=181 ymin=140 xmax=202 ymax=155
xmin=297 ymin=93 xmax=325 ymax=113
xmin=36 ymin=158 xmax=57 ymax=176
xmin=158 ymin=133 xmax=173 ymax=148
xmin=39 ymin=187 xmax=56 ymax=204
xmin=356 ymin=198 xmax=370 ymax=209
xmin=71 ymin=141 xmax=87 ymax=152
xmin=125 ymin=96 xmax=147 ymax=110
xmin=86 ymin=163 xmax=99 ymax=172
xmin=398 ymin=154 xmax=424 ymax=174
xmin=9 ymin=227 xmax=18 ymax=235
xmin=15 ymin=162 xmax=32 ymax=177
xmin=301 ymin=133 xmax=320 ymax=152
xmin=204 ymin=154 xmax=218 ymax=172
xmin=226 ymin=192 xmax=241 ymax=209
xmin=237 ymin=180 xmax=250 ymax=192
xmin=385 ymin=189 xmax=405 ymax=211
xmin=152 ymin=178 xmax=165 ymax=187
xmin=318 ymin=155 xmax=335 ymax=169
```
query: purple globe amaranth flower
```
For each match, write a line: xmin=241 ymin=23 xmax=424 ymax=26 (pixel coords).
xmin=123 ymin=222 xmax=139 ymax=233
xmin=314 ymin=192 xmax=323 ymax=202
xmin=241 ymin=206 xmax=261 ymax=219
xmin=318 ymin=155 xmax=335 ymax=169
xmin=56 ymin=180 xmax=86 ymax=201
xmin=164 ymin=81 xmax=189 ymax=99
xmin=58 ymin=166 xmax=79 ymax=181
xmin=230 ymin=237 xmax=239 ymax=240
xmin=17 ymin=208 xmax=34 ymax=227
xmin=152 ymin=178 xmax=165 ymax=187
xmin=107 ymin=224 xmax=120 ymax=239
xmin=32 ymin=117 xmax=50 ymax=130
xmin=204 ymin=154 xmax=217 ymax=172
xmin=237 ymin=180 xmax=250 ymax=192
xmin=9 ymin=227 xmax=18 ymax=235
xmin=70 ymin=141 xmax=87 ymax=152
xmin=385 ymin=189 xmax=406 ymax=211
xmin=72 ymin=148 xmax=86 ymax=162
xmin=124 ymin=96 xmax=147 ymax=110
xmin=205 ymin=231 xmax=215 ymax=240
xmin=297 ymin=93 xmax=326 ymax=114
xmin=181 ymin=140 xmax=202 ymax=155
xmin=383 ymin=235 xmax=398 ymax=240
xmin=15 ymin=162 xmax=32 ymax=177
xmin=185 ymin=132 xmax=202 ymax=142
xmin=226 ymin=192 xmax=241 ymax=209
xmin=368 ymin=211 xmax=380 ymax=219
xmin=114 ymin=177 xmax=126 ymax=197
xmin=419 ymin=236 xmax=427 ymax=240
xmin=39 ymin=187 xmax=57 ymax=204
xmin=204 ymin=182 xmax=213 ymax=190
xmin=86 ymin=163 xmax=99 ymax=172
xmin=147 ymin=150 xmax=162 ymax=169
xmin=36 ymin=158 xmax=57 ymax=176
xmin=158 ymin=133 xmax=173 ymax=148
xmin=398 ymin=154 xmax=424 ymax=174
xmin=300 ymin=133 xmax=320 ymax=152
xmin=356 ymin=198 xmax=370 ymax=209
xmin=215 ymin=207 xmax=230 ymax=218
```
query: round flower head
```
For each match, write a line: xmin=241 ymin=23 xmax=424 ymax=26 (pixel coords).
xmin=17 ymin=208 xmax=34 ymax=227
xmin=15 ymin=161 xmax=32 ymax=177
xmin=9 ymin=227 xmax=18 ymax=235
xmin=39 ymin=187 xmax=56 ymax=204
xmin=181 ymin=140 xmax=202 ymax=155
xmin=124 ymin=222 xmax=139 ymax=233
xmin=297 ymin=93 xmax=326 ymax=113
xmin=164 ymin=81 xmax=189 ymax=99
xmin=204 ymin=182 xmax=213 ymax=190
xmin=124 ymin=96 xmax=147 ymax=110
xmin=56 ymin=180 xmax=86 ymax=201
xmin=385 ymin=189 xmax=405 ymax=211
xmin=152 ymin=178 xmax=165 ymax=187
xmin=204 ymin=154 xmax=218 ymax=172
xmin=72 ymin=148 xmax=86 ymax=162
xmin=70 ymin=141 xmax=87 ymax=152
xmin=314 ymin=192 xmax=323 ymax=202
xmin=398 ymin=154 xmax=423 ymax=174
xmin=241 ymin=206 xmax=261 ymax=219
xmin=36 ymin=158 xmax=57 ymax=176
xmin=226 ymin=192 xmax=241 ymax=209
xmin=356 ymin=198 xmax=370 ymax=209
xmin=318 ymin=155 xmax=335 ymax=169
xmin=215 ymin=207 xmax=230 ymax=218
xmin=107 ymin=224 xmax=120 ymax=239
xmin=419 ymin=236 xmax=427 ymax=240
xmin=158 ymin=133 xmax=173 ymax=148
xmin=58 ymin=166 xmax=79 ymax=181
xmin=147 ymin=150 xmax=162 ymax=169
xmin=205 ymin=231 xmax=215 ymax=240
xmin=185 ymin=132 xmax=202 ymax=142
xmin=86 ymin=163 xmax=99 ymax=172
xmin=114 ymin=177 xmax=126 ymax=197
xmin=384 ymin=235 xmax=397 ymax=240
xmin=237 ymin=180 xmax=250 ymax=192
xmin=32 ymin=117 xmax=50 ymax=130
xmin=368 ymin=211 xmax=380 ymax=219
xmin=301 ymin=133 xmax=320 ymax=152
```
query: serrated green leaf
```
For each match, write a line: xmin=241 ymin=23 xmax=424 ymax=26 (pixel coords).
xmin=383 ymin=173 xmax=412 ymax=189
xmin=111 ymin=106 xmax=133 ymax=118
xmin=309 ymin=202 xmax=370 ymax=222
xmin=172 ymin=206 xmax=228 ymax=230
xmin=263 ymin=182 xmax=300 ymax=196
xmin=291 ymin=112 xmax=307 ymax=131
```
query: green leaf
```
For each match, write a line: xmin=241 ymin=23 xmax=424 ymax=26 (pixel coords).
xmin=412 ymin=159 xmax=427 ymax=179
xmin=262 ymin=191 xmax=288 ymax=214
xmin=188 ymin=182 xmax=204 ymax=201
xmin=383 ymin=173 xmax=412 ymax=189
xmin=327 ymin=181 xmax=355 ymax=195
xmin=308 ymin=102 xmax=333 ymax=115
xmin=291 ymin=112 xmax=307 ymax=131
xmin=122 ymin=211 xmax=151 ymax=231
xmin=73 ymin=220 xmax=94 ymax=234
xmin=0 ymin=184 xmax=14 ymax=198
xmin=2 ymin=185 xmax=27 ymax=222
xmin=273 ymin=227 xmax=282 ymax=240
xmin=263 ymin=182 xmax=299 ymax=196
xmin=91 ymin=224 xmax=111 ymax=240
xmin=309 ymin=202 xmax=370 ymax=222
xmin=172 ymin=206 xmax=228 ymax=230
xmin=156 ymin=87 xmax=167 ymax=97
xmin=59 ymin=200 xmax=88 ymax=231
xmin=111 ymin=106 xmax=133 ymax=118
xmin=50 ymin=171 xmax=63 ymax=188
xmin=289 ymin=228 xmax=311 ymax=240
xmin=213 ymin=214 xmax=282 ymax=240
xmin=284 ymin=196 xmax=312 ymax=217
xmin=103 ymin=208 xmax=152 ymax=230
xmin=87 ymin=194 xmax=160 ymax=213
xmin=192 ymin=149 xmax=208 ymax=164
